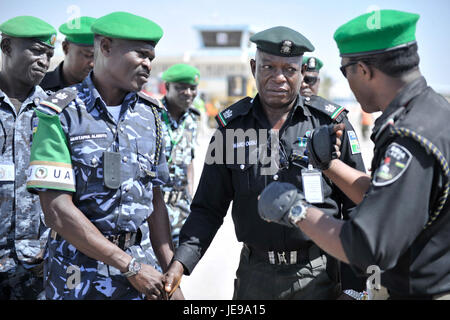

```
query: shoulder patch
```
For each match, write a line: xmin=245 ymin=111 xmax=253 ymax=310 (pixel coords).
xmin=137 ymin=91 xmax=166 ymax=110
xmin=304 ymin=95 xmax=348 ymax=122
xmin=38 ymin=88 xmax=77 ymax=115
xmin=347 ymin=130 xmax=361 ymax=154
xmin=373 ymin=142 xmax=412 ymax=187
xmin=215 ymin=96 xmax=252 ymax=127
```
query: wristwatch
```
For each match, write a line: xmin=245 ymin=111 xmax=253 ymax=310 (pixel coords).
xmin=287 ymin=200 xmax=309 ymax=225
xmin=122 ymin=257 xmax=141 ymax=278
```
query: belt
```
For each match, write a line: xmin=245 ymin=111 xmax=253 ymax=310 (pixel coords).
xmin=244 ymin=244 xmax=322 ymax=265
xmin=50 ymin=229 xmax=141 ymax=251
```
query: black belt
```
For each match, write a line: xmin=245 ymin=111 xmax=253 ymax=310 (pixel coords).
xmin=50 ymin=229 xmax=141 ymax=251
xmin=244 ymin=244 xmax=322 ymax=265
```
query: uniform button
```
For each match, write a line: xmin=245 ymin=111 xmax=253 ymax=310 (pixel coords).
xmin=124 ymin=185 xmax=131 ymax=192
xmin=91 ymin=157 xmax=98 ymax=166
xmin=123 ymin=156 xmax=128 ymax=163
xmin=305 ymin=97 xmax=310 ymax=101
xmin=240 ymin=164 xmax=245 ymax=170
xmin=273 ymin=174 xmax=279 ymax=180
xmin=119 ymin=127 xmax=124 ymax=133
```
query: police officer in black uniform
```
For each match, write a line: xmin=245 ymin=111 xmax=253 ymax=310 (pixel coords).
xmin=164 ymin=26 xmax=365 ymax=300
xmin=40 ymin=17 xmax=95 ymax=92
xmin=258 ymin=10 xmax=450 ymax=300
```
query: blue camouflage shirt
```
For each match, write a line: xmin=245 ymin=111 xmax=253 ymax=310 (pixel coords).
xmin=27 ymin=74 xmax=169 ymax=235
xmin=0 ymin=86 xmax=49 ymax=272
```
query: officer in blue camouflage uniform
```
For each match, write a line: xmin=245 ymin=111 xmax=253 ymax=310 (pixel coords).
xmin=26 ymin=12 xmax=182 ymax=300
xmin=0 ymin=16 xmax=56 ymax=300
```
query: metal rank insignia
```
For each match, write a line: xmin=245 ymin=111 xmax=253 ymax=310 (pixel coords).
xmin=280 ymin=40 xmax=293 ymax=55
xmin=308 ymin=57 xmax=316 ymax=69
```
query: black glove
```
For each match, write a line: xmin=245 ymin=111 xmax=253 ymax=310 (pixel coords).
xmin=258 ymin=182 xmax=305 ymax=228
xmin=306 ymin=124 xmax=338 ymax=170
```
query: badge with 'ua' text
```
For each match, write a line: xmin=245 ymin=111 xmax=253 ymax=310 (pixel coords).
xmin=0 ymin=162 xmax=15 ymax=181
xmin=373 ymin=143 xmax=412 ymax=187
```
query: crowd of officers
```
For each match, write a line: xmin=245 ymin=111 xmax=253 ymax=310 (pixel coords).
xmin=0 ymin=9 xmax=449 ymax=300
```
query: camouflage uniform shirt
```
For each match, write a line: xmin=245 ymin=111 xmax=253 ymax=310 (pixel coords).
xmin=0 ymin=86 xmax=49 ymax=273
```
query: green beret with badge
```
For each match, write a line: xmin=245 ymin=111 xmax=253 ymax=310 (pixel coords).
xmin=162 ymin=64 xmax=200 ymax=85
xmin=334 ymin=9 xmax=420 ymax=57
xmin=0 ymin=15 xmax=57 ymax=48
xmin=250 ymin=26 xmax=314 ymax=57
xmin=302 ymin=56 xmax=323 ymax=72
xmin=59 ymin=16 xmax=96 ymax=46
xmin=91 ymin=11 xmax=163 ymax=44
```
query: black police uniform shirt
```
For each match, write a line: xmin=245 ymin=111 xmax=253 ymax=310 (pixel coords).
xmin=340 ymin=76 xmax=450 ymax=297
xmin=40 ymin=62 xmax=68 ymax=92
xmin=174 ymin=93 xmax=366 ymax=274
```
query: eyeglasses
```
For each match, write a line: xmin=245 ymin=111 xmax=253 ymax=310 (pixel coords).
xmin=340 ymin=61 xmax=358 ymax=78
xmin=303 ymin=75 xmax=318 ymax=86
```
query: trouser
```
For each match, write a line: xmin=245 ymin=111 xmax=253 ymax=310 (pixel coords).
xmin=232 ymin=244 xmax=340 ymax=300
xmin=0 ymin=263 xmax=45 ymax=300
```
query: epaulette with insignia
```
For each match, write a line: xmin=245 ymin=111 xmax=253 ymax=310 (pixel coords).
xmin=215 ymin=97 xmax=252 ymax=128
xmin=37 ymin=87 xmax=77 ymax=115
xmin=304 ymin=95 xmax=348 ymax=123
xmin=188 ymin=106 xmax=201 ymax=117
xmin=137 ymin=90 xmax=166 ymax=110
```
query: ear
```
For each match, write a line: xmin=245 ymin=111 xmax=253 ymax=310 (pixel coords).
xmin=99 ymin=37 xmax=113 ymax=57
xmin=0 ymin=37 xmax=12 ymax=56
xmin=250 ymin=59 xmax=256 ymax=78
xmin=358 ymin=61 xmax=373 ymax=80
xmin=62 ymin=40 xmax=70 ymax=55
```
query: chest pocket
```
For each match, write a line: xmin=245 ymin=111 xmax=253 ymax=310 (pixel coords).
xmin=226 ymin=163 xmax=255 ymax=197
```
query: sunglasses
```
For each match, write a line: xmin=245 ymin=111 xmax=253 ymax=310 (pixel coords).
xmin=340 ymin=61 xmax=358 ymax=78
xmin=303 ymin=75 xmax=318 ymax=86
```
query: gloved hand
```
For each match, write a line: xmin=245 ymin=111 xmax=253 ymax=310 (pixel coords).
xmin=258 ymin=182 xmax=305 ymax=228
xmin=306 ymin=124 xmax=338 ymax=170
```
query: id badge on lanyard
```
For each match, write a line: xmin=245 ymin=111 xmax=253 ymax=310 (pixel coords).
xmin=301 ymin=165 xmax=324 ymax=203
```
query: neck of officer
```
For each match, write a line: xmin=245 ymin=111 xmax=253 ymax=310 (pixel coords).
xmin=378 ymin=68 xmax=422 ymax=112
xmin=165 ymin=98 xmax=185 ymax=122
xmin=62 ymin=61 xmax=82 ymax=87
xmin=91 ymin=71 xmax=127 ymax=106
xmin=0 ymin=70 xmax=34 ymax=103
xmin=261 ymin=99 xmax=296 ymax=130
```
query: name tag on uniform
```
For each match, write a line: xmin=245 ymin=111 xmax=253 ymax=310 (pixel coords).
xmin=301 ymin=166 xmax=324 ymax=203
xmin=0 ymin=162 xmax=15 ymax=181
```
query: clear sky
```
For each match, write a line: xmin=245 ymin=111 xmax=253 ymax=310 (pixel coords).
xmin=1 ymin=0 xmax=449 ymax=96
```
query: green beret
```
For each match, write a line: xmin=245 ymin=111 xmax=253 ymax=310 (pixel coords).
xmin=91 ymin=11 xmax=163 ymax=44
xmin=334 ymin=9 xmax=420 ymax=57
xmin=250 ymin=26 xmax=314 ymax=57
xmin=302 ymin=56 xmax=323 ymax=71
xmin=0 ymin=16 xmax=57 ymax=47
xmin=59 ymin=16 xmax=96 ymax=45
xmin=162 ymin=64 xmax=200 ymax=85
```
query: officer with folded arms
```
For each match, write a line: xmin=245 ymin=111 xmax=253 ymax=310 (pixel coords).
xmin=27 ymin=11 xmax=182 ymax=300
xmin=258 ymin=9 xmax=450 ymax=300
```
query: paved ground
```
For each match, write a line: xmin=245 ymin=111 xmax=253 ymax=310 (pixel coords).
xmin=180 ymin=107 xmax=376 ymax=299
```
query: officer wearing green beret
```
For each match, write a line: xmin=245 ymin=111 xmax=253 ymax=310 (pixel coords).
xmin=140 ymin=64 xmax=200 ymax=268
xmin=41 ymin=16 xmax=95 ymax=92
xmin=300 ymin=56 xmax=323 ymax=97
xmin=27 ymin=11 xmax=181 ymax=300
xmin=164 ymin=26 xmax=365 ymax=300
xmin=0 ymin=15 xmax=56 ymax=299
xmin=258 ymin=9 xmax=450 ymax=299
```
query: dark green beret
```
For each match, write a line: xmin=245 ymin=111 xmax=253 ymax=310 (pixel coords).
xmin=302 ymin=56 xmax=323 ymax=71
xmin=334 ymin=9 xmax=420 ymax=57
xmin=91 ymin=11 xmax=163 ymax=44
xmin=162 ymin=64 xmax=200 ymax=85
xmin=250 ymin=26 xmax=314 ymax=57
xmin=59 ymin=16 xmax=96 ymax=45
xmin=0 ymin=16 xmax=57 ymax=47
